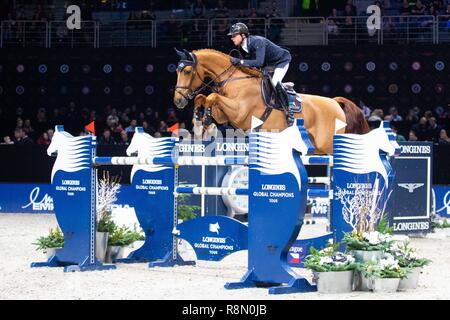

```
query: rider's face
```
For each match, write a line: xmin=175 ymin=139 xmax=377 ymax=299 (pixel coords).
xmin=231 ymin=34 xmax=243 ymax=46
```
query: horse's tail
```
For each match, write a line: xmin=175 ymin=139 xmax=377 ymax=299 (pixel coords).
xmin=333 ymin=96 xmax=370 ymax=134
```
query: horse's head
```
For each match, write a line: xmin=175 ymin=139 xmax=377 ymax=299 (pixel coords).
xmin=47 ymin=125 xmax=67 ymax=156
xmin=127 ymin=127 xmax=147 ymax=156
xmin=375 ymin=121 xmax=401 ymax=156
xmin=283 ymin=119 xmax=315 ymax=156
xmin=173 ymin=48 xmax=204 ymax=109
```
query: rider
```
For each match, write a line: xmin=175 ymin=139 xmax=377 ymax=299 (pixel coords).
xmin=228 ymin=22 xmax=292 ymax=111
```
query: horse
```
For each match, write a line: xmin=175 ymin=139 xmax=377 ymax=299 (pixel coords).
xmin=173 ymin=48 xmax=370 ymax=155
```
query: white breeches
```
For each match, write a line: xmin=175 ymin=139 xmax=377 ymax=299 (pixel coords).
xmin=271 ymin=63 xmax=289 ymax=87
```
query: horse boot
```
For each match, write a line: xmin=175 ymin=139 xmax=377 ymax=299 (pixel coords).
xmin=203 ymin=107 xmax=213 ymax=127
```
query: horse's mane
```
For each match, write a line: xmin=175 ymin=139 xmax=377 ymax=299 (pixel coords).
xmin=193 ymin=48 xmax=263 ymax=79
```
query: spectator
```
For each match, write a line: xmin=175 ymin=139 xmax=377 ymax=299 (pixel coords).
xmin=35 ymin=108 xmax=48 ymax=136
xmin=345 ymin=0 xmax=357 ymax=16
xmin=392 ymin=125 xmax=406 ymax=142
xmin=401 ymin=0 xmax=411 ymax=15
xmin=212 ymin=0 xmax=229 ymax=18
xmin=36 ymin=132 xmax=51 ymax=145
xmin=118 ymin=131 xmax=130 ymax=145
xmin=166 ymin=109 xmax=179 ymax=128
xmin=438 ymin=129 xmax=450 ymax=144
xmin=13 ymin=127 xmax=33 ymax=145
xmin=408 ymin=130 xmax=418 ymax=141
xmin=191 ymin=0 xmax=206 ymax=19
xmin=1 ymin=136 xmax=13 ymax=145
xmin=47 ymin=128 xmax=54 ymax=142
xmin=405 ymin=108 xmax=419 ymax=122
xmin=154 ymin=132 xmax=162 ymax=138
xmin=327 ymin=8 xmax=339 ymax=36
xmin=23 ymin=119 xmax=36 ymax=140
xmin=125 ymin=119 xmax=138 ymax=133
xmin=411 ymin=0 xmax=426 ymax=15
xmin=388 ymin=106 xmax=403 ymax=121
xmin=98 ymin=128 xmax=116 ymax=145
xmin=368 ymin=109 xmax=384 ymax=121
xmin=411 ymin=117 xmax=428 ymax=140
xmin=427 ymin=117 xmax=441 ymax=142
xmin=16 ymin=117 xmax=24 ymax=129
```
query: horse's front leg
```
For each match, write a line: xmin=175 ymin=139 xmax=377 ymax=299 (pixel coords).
xmin=203 ymin=93 xmax=238 ymax=126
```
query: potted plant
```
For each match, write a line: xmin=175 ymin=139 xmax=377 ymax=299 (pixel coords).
xmin=343 ymin=229 xmax=393 ymax=263
xmin=105 ymin=226 xmax=145 ymax=263
xmin=344 ymin=218 xmax=394 ymax=291
xmin=96 ymin=171 xmax=121 ymax=262
xmin=304 ymin=245 xmax=357 ymax=294
xmin=390 ymin=241 xmax=432 ymax=290
xmin=358 ymin=255 xmax=408 ymax=293
xmin=33 ymin=227 xmax=64 ymax=259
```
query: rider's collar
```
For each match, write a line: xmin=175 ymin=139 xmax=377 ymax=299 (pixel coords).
xmin=242 ymin=37 xmax=249 ymax=53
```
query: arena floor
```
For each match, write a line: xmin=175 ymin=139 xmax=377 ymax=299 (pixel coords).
xmin=1 ymin=213 xmax=449 ymax=300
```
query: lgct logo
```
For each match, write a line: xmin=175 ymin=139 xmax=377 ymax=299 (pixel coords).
xmin=22 ymin=187 xmax=54 ymax=211
xmin=209 ymin=222 xmax=220 ymax=234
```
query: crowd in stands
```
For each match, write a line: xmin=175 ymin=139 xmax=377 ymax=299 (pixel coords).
xmin=1 ymin=101 xmax=450 ymax=147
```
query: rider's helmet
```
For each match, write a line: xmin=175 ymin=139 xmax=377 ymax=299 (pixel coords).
xmin=227 ymin=22 xmax=249 ymax=36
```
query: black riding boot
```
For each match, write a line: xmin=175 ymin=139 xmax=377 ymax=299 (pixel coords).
xmin=275 ymin=83 xmax=294 ymax=126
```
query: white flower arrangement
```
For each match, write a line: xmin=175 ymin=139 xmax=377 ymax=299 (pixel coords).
xmin=305 ymin=246 xmax=357 ymax=272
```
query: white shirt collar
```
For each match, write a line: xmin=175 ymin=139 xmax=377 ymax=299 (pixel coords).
xmin=241 ymin=37 xmax=248 ymax=53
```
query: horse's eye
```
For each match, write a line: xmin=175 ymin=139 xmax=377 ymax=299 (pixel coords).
xmin=184 ymin=69 xmax=191 ymax=75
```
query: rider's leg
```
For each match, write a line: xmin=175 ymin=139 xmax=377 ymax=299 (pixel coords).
xmin=271 ymin=63 xmax=289 ymax=87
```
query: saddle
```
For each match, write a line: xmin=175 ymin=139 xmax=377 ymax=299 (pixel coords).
xmin=261 ymin=68 xmax=302 ymax=126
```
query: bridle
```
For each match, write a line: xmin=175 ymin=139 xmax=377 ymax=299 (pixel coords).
xmin=174 ymin=50 xmax=254 ymax=101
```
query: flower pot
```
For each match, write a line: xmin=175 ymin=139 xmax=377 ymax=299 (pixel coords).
xmin=105 ymin=245 xmax=127 ymax=263
xmin=45 ymin=247 xmax=61 ymax=259
xmin=353 ymin=272 xmax=373 ymax=291
xmin=352 ymin=250 xmax=384 ymax=263
xmin=368 ymin=277 xmax=400 ymax=293
xmin=315 ymin=270 xmax=354 ymax=294
xmin=398 ymin=267 xmax=422 ymax=290
xmin=96 ymin=232 xmax=109 ymax=262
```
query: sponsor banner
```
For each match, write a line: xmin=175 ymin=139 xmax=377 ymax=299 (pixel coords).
xmin=434 ymin=185 xmax=450 ymax=218
xmin=391 ymin=142 xmax=433 ymax=234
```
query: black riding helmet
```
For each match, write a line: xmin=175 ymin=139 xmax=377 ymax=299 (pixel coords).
xmin=227 ymin=22 xmax=249 ymax=36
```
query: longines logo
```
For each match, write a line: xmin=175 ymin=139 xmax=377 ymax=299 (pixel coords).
xmin=398 ymin=183 xmax=424 ymax=193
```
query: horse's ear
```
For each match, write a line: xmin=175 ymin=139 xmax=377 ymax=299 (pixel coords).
xmin=183 ymin=49 xmax=193 ymax=61
xmin=174 ymin=47 xmax=186 ymax=60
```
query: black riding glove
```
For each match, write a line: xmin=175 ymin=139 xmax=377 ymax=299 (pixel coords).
xmin=230 ymin=57 xmax=242 ymax=66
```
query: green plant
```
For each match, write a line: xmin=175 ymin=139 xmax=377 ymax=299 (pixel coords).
xmin=432 ymin=219 xmax=450 ymax=229
xmin=108 ymin=226 xmax=145 ymax=246
xmin=376 ymin=216 xmax=394 ymax=235
xmin=97 ymin=213 xmax=117 ymax=233
xmin=304 ymin=244 xmax=357 ymax=273
xmin=33 ymin=227 xmax=64 ymax=252
xmin=343 ymin=231 xmax=393 ymax=251
xmin=177 ymin=193 xmax=200 ymax=221
xmin=389 ymin=241 xmax=432 ymax=268
xmin=358 ymin=257 xmax=408 ymax=279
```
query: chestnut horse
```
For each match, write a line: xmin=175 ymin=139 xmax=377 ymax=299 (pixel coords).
xmin=173 ymin=48 xmax=369 ymax=154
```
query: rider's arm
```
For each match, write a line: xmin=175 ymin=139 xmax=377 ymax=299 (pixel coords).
xmin=241 ymin=39 xmax=266 ymax=68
